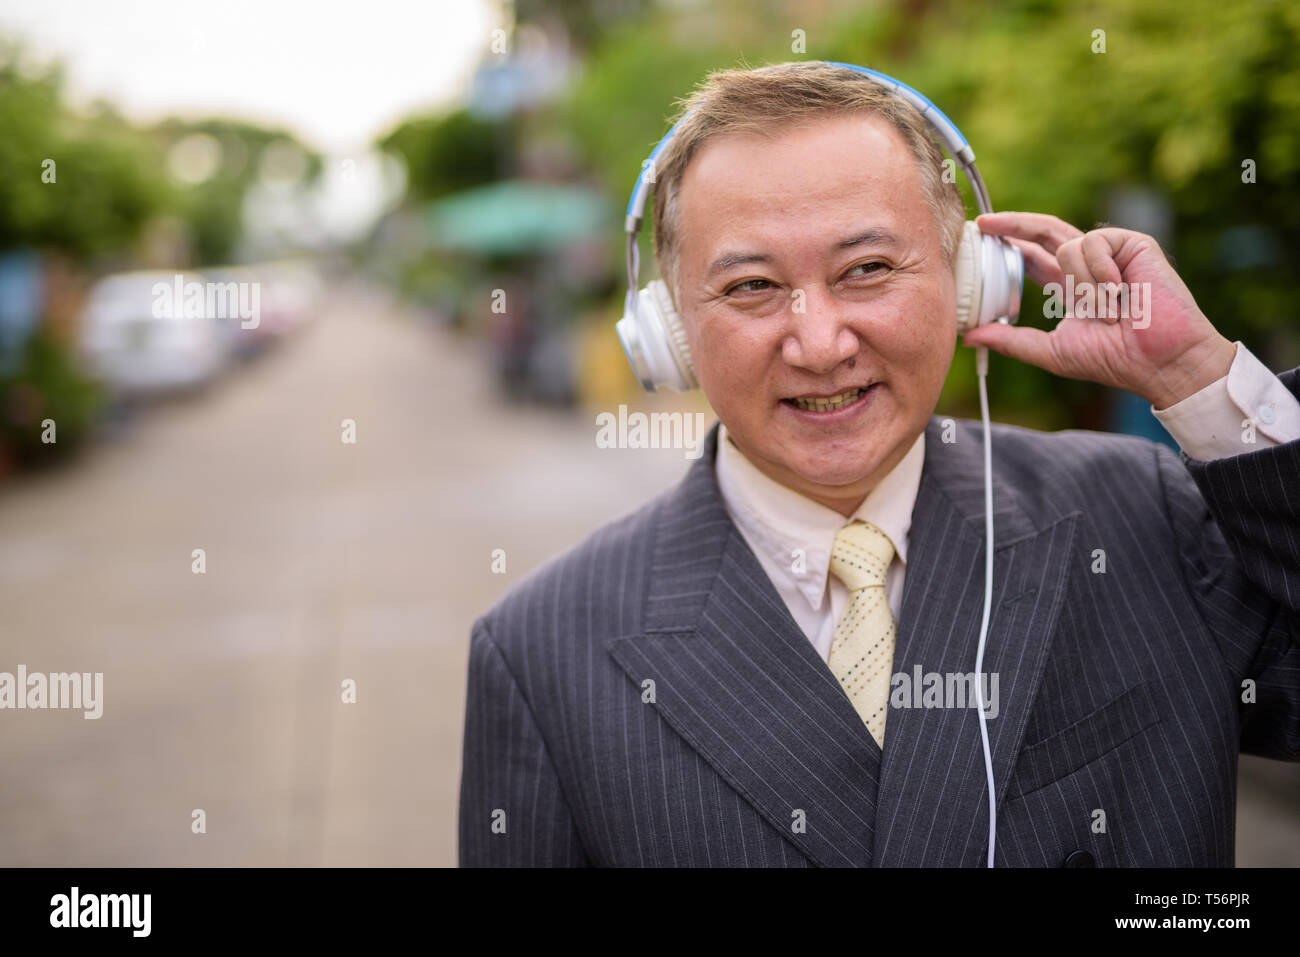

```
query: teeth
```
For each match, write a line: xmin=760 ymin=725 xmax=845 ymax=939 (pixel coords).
xmin=791 ymin=388 xmax=864 ymax=412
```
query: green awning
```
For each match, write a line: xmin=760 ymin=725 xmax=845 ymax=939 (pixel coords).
xmin=426 ymin=180 xmax=611 ymax=255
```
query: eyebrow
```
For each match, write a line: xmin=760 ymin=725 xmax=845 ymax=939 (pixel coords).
xmin=706 ymin=227 xmax=901 ymax=276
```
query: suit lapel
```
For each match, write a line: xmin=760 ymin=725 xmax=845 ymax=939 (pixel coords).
xmin=605 ymin=423 xmax=882 ymax=868
xmin=873 ymin=416 xmax=1079 ymax=865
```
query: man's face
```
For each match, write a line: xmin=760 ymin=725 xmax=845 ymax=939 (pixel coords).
xmin=675 ymin=113 xmax=957 ymax=513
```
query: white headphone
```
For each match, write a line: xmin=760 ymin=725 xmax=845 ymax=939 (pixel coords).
xmin=616 ymin=61 xmax=1024 ymax=393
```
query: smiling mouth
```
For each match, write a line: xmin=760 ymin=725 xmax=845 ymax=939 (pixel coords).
xmin=783 ymin=386 xmax=871 ymax=412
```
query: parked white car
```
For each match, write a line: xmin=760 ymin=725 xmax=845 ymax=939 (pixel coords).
xmin=79 ymin=271 xmax=230 ymax=395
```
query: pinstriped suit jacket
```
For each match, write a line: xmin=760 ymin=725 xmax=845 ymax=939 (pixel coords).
xmin=458 ymin=369 xmax=1300 ymax=867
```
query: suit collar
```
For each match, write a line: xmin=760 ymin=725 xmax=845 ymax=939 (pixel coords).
xmin=714 ymin=422 xmax=924 ymax=616
xmin=637 ymin=416 xmax=1049 ymax=631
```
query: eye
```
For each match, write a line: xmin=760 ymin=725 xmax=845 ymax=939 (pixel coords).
xmin=846 ymin=261 xmax=887 ymax=279
xmin=726 ymin=278 xmax=775 ymax=295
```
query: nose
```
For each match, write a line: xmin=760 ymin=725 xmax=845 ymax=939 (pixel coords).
xmin=780 ymin=289 xmax=861 ymax=374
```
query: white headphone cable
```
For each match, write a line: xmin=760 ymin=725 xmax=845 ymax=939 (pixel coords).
xmin=974 ymin=343 xmax=997 ymax=868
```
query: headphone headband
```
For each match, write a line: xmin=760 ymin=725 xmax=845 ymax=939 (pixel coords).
xmin=625 ymin=61 xmax=989 ymax=230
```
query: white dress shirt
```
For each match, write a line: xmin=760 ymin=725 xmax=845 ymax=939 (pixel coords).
xmin=715 ymin=341 xmax=1300 ymax=662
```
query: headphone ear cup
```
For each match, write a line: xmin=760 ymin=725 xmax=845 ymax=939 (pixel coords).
xmin=615 ymin=279 xmax=697 ymax=392
xmin=978 ymin=233 xmax=1024 ymax=328
xmin=954 ymin=220 xmax=984 ymax=333
xmin=645 ymin=279 xmax=696 ymax=389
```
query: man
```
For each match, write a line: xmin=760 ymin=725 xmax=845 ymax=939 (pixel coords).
xmin=458 ymin=62 xmax=1299 ymax=866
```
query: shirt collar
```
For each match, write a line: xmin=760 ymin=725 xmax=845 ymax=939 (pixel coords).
xmin=714 ymin=422 xmax=925 ymax=613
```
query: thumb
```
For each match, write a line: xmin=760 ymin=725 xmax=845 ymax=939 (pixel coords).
xmin=961 ymin=322 xmax=1057 ymax=372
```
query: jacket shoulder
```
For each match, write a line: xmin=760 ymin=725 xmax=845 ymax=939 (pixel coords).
xmin=955 ymin=416 xmax=1176 ymax=522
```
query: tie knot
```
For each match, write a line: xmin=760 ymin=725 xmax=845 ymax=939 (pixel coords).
xmin=830 ymin=520 xmax=894 ymax=592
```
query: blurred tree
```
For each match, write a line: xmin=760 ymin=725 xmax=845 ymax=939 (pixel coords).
xmin=513 ymin=0 xmax=654 ymax=54
xmin=152 ymin=117 xmax=324 ymax=265
xmin=0 ymin=43 xmax=170 ymax=260
xmin=379 ymin=108 xmax=516 ymax=203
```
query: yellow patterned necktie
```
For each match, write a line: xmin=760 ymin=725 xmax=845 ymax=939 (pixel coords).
xmin=827 ymin=520 xmax=898 ymax=748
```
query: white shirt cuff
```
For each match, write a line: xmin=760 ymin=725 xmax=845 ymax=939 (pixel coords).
xmin=1152 ymin=341 xmax=1300 ymax=460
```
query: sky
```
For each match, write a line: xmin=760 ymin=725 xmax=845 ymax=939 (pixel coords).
xmin=0 ymin=0 xmax=500 ymax=153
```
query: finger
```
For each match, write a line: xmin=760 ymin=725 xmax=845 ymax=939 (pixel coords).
xmin=1005 ymin=236 xmax=1065 ymax=289
xmin=1080 ymin=231 xmax=1126 ymax=323
xmin=961 ymin=322 xmax=1059 ymax=373
xmin=1076 ymin=231 xmax=1128 ymax=286
xmin=975 ymin=211 xmax=1085 ymax=255
xmin=1054 ymin=238 xmax=1096 ymax=319
xmin=1096 ymin=227 xmax=1174 ymax=272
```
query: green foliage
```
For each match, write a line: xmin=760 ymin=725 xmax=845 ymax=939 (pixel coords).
xmin=380 ymin=108 xmax=515 ymax=202
xmin=0 ymin=326 xmax=104 ymax=467
xmin=513 ymin=0 xmax=654 ymax=53
xmin=0 ymin=47 xmax=172 ymax=259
